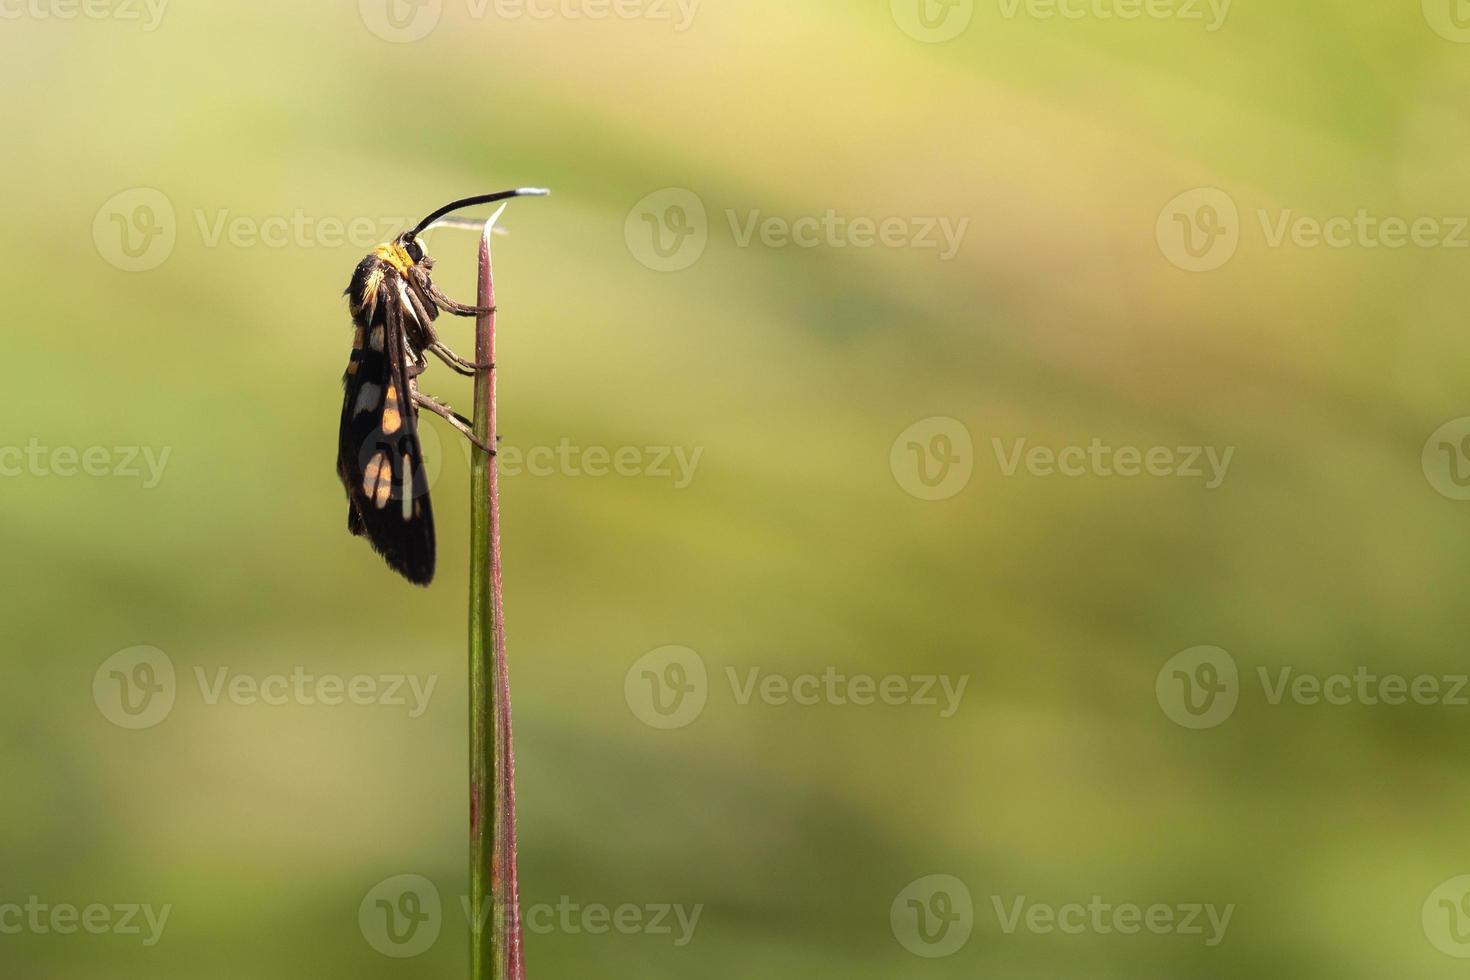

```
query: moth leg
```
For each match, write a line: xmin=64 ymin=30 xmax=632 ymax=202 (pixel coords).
xmin=413 ymin=310 xmax=492 ymax=374
xmin=416 ymin=311 xmax=493 ymax=372
xmin=413 ymin=391 xmax=495 ymax=454
xmin=408 ymin=265 xmax=492 ymax=317
xmin=426 ymin=348 xmax=476 ymax=377
xmin=428 ymin=279 xmax=494 ymax=317
xmin=404 ymin=276 xmax=490 ymax=372
xmin=402 ymin=280 xmax=439 ymax=335
xmin=429 ymin=343 xmax=494 ymax=374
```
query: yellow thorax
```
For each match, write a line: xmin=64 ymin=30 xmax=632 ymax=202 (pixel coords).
xmin=372 ymin=241 xmax=415 ymax=274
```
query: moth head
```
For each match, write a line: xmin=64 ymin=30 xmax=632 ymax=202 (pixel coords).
xmin=397 ymin=234 xmax=426 ymax=265
xmin=371 ymin=235 xmax=428 ymax=275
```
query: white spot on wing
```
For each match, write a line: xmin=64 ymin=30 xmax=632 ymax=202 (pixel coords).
xmin=401 ymin=453 xmax=413 ymax=520
xmin=355 ymin=382 xmax=381 ymax=416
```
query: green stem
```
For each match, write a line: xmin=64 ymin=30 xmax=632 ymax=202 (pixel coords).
xmin=469 ymin=214 xmax=523 ymax=980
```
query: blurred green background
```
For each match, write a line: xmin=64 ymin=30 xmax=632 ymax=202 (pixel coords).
xmin=6 ymin=0 xmax=1470 ymax=976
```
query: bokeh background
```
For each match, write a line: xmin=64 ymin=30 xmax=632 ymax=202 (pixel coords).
xmin=6 ymin=0 xmax=1470 ymax=976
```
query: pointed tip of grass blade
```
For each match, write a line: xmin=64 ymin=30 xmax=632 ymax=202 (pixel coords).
xmin=483 ymin=202 xmax=511 ymax=239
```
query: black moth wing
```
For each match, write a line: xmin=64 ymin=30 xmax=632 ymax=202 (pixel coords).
xmin=338 ymin=259 xmax=436 ymax=585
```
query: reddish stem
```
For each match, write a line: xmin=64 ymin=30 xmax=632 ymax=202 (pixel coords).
xmin=471 ymin=219 xmax=524 ymax=980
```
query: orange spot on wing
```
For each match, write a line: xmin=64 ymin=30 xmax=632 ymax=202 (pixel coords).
xmin=363 ymin=451 xmax=393 ymax=509
xmin=381 ymin=383 xmax=402 ymax=434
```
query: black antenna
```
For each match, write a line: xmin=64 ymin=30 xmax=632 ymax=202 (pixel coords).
xmin=410 ymin=188 xmax=550 ymax=237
